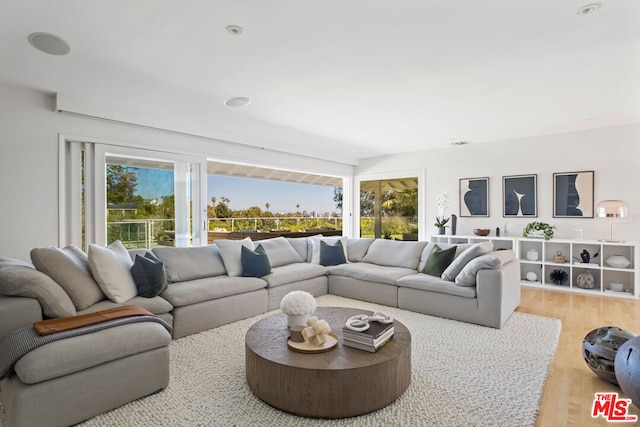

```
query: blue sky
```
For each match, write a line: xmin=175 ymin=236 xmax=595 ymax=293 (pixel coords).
xmin=134 ymin=168 xmax=340 ymax=214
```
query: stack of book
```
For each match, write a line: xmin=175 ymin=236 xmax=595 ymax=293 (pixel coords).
xmin=342 ymin=321 xmax=394 ymax=353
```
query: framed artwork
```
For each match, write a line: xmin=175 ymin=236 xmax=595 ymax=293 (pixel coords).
xmin=459 ymin=177 xmax=489 ymax=217
xmin=553 ymin=171 xmax=594 ymax=218
xmin=503 ymin=174 xmax=537 ymax=217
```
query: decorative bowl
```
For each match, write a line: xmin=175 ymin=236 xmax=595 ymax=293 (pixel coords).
xmin=606 ymin=255 xmax=631 ymax=269
xmin=473 ymin=228 xmax=490 ymax=236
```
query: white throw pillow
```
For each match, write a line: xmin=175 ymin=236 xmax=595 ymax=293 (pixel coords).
xmin=309 ymin=236 xmax=348 ymax=264
xmin=441 ymin=241 xmax=494 ymax=282
xmin=454 ymin=250 xmax=517 ymax=287
xmin=215 ymin=237 xmax=255 ymax=277
xmin=88 ymin=240 xmax=138 ymax=303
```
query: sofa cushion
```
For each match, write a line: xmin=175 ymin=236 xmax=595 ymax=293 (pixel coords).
xmin=441 ymin=241 xmax=494 ymax=281
xmin=131 ymin=252 xmax=168 ymax=298
xmin=30 ymin=245 xmax=106 ymax=310
xmin=346 ymin=238 xmax=375 ymax=262
xmin=455 ymin=250 xmax=517 ymax=287
xmin=397 ymin=273 xmax=477 ymax=298
xmin=241 ymin=244 xmax=272 ymax=277
xmin=262 ymin=263 xmax=328 ymax=288
xmin=215 ymin=238 xmax=254 ymax=277
xmin=258 ymin=237 xmax=303 ymax=267
xmin=422 ymin=245 xmax=457 ymax=277
xmin=88 ymin=240 xmax=138 ymax=304
xmin=320 ymin=240 xmax=347 ymax=266
xmin=152 ymin=245 xmax=227 ymax=282
xmin=361 ymin=239 xmax=428 ymax=270
xmin=14 ymin=322 xmax=171 ymax=385
xmin=309 ymin=236 xmax=347 ymax=264
xmin=0 ymin=258 xmax=76 ymax=318
xmin=285 ymin=237 xmax=311 ymax=262
xmin=329 ymin=262 xmax=416 ymax=285
xmin=160 ymin=276 xmax=266 ymax=307
xmin=77 ymin=295 xmax=174 ymax=316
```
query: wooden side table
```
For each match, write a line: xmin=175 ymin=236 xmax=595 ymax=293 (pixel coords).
xmin=245 ymin=306 xmax=411 ymax=418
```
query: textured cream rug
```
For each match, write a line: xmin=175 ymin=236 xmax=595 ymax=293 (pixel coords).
xmin=0 ymin=295 xmax=560 ymax=427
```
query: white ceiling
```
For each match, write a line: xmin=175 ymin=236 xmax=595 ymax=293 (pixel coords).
xmin=1 ymin=1 xmax=639 ymax=165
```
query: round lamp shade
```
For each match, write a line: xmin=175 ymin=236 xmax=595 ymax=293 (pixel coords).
xmin=596 ymin=200 xmax=628 ymax=218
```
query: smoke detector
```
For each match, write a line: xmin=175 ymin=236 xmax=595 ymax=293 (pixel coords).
xmin=576 ymin=3 xmax=601 ymax=16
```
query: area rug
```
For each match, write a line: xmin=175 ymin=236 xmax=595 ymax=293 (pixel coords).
xmin=0 ymin=295 xmax=561 ymax=427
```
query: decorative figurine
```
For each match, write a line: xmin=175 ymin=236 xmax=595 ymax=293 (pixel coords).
xmin=583 ymin=326 xmax=637 ymax=385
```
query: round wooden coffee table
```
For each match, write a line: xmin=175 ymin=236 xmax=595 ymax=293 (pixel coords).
xmin=245 ymin=306 xmax=411 ymax=418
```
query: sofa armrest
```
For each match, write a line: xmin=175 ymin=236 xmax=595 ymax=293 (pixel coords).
xmin=475 ymin=260 xmax=521 ymax=328
xmin=0 ymin=295 xmax=42 ymax=342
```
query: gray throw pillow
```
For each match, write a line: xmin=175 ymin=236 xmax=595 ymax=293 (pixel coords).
xmin=30 ymin=245 xmax=105 ymax=310
xmin=441 ymin=241 xmax=494 ymax=281
xmin=258 ymin=237 xmax=303 ymax=267
xmin=88 ymin=240 xmax=138 ymax=303
xmin=454 ymin=250 xmax=517 ymax=287
xmin=215 ymin=238 xmax=254 ymax=277
xmin=0 ymin=258 xmax=76 ymax=318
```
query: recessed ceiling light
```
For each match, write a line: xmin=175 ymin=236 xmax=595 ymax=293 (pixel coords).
xmin=224 ymin=97 xmax=251 ymax=107
xmin=450 ymin=141 xmax=470 ymax=146
xmin=576 ymin=3 xmax=601 ymax=16
xmin=226 ymin=25 xmax=243 ymax=36
xmin=27 ymin=32 xmax=70 ymax=55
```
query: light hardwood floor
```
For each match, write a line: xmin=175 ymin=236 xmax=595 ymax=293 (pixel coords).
xmin=517 ymin=286 xmax=640 ymax=426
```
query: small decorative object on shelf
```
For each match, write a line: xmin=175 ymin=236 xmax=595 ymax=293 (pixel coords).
xmin=582 ymin=326 xmax=637 ymax=385
xmin=576 ymin=270 xmax=596 ymax=289
xmin=610 ymin=282 xmax=625 ymax=292
xmin=526 ymin=249 xmax=539 ymax=261
xmin=280 ymin=290 xmax=317 ymax=328
xmin=553 ymin=251 xmax=566 ymax=263
xmin=579 ymin=249 xmax=599 ymax=264
xmin=606 ymin=255 xmax=631 ymax=269
xmin=549 ymin=269 xmax=569 ymax=286
xmin=522 ymin=222 xmax=556 ymax=240
xmin=473 ymin=228 xmax=490 ymax=236
xmin=525 ymin=271 xmax=538 ymax=282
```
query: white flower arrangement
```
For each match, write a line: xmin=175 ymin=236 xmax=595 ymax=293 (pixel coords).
xmin=280 ymin=291 xmax=317 ymax=315
xmin=435 ymin=191 xmax=451 ymax=228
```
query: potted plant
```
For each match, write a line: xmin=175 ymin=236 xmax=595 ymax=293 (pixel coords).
xmin=522 ymin=222 xmax=556 ymax=240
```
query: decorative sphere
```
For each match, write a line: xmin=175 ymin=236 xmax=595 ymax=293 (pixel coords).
xmin=525 ymin=271 xmax=537 ymax=282
xmin=582 ymin=326 xmax=637 ymax=385
xmin=615 ymin=336 xmax=640 ymax=409
xmin=576 ymin=270 xmax=595 ymax=289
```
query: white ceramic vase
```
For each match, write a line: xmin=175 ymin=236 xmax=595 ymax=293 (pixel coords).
xmin=526 ymin=249 xmax=539 ymax=261
xmin=287 ymin=313 xmax=310 ymax=328
xmin=606 ymin=255 xmax=631 ymax=269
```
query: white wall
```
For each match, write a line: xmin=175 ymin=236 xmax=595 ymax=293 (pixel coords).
xmin=0 ymin=85 xmax=353 ymax=261
xmin=357 ymin=124 xmax=640 ymax=242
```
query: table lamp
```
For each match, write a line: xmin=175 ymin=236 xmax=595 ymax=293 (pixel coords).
xmin=596 ymin=200 xmax=628 ymax=242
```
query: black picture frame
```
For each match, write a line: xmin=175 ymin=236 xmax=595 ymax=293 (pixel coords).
xmin=553 ymin=171 xmax=594 ymax=218
xmin=459 ymin=177 xmax=489 ymax=217
xmin=503 ymin=174 xmax=537 ymax=217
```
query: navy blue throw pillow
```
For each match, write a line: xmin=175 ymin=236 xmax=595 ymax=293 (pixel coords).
xmin=131 ymin=252 xmax=168 ymax=298
xmin=319 ymin=240 xmax=346 ymax=266
xmin=241 ymin=244 xmax=272 ymax=277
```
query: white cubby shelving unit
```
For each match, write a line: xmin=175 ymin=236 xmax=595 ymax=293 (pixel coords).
xmin=428 ymin=234 xmax=516 ymax=251
xmin=516 ymin=237 xmax=639 ymax=299
xmin=427 ymin=234 xmax=639 ymax=299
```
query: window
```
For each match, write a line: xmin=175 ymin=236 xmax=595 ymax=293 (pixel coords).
xmin=206 ymin=161 xmax=346 ymax=241
xmin=61 ymin=137 xmax=206 ymax=249
xmin=355 ymin=171 xmax=425 ymax=240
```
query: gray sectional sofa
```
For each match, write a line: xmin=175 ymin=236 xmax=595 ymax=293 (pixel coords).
xmin=0 ymin=235 xmax=520 ymax=427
